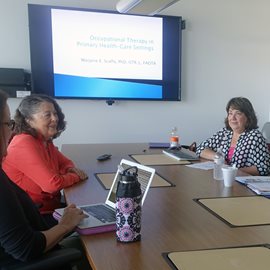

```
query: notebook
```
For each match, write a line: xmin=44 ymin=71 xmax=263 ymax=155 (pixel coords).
xmin=53 ymin=159 xmax=155 ymax=235
xmin=148 ymin=142 xmax=170 ymax=148
xmin=162 ymin=147 xmax=199 ymax=161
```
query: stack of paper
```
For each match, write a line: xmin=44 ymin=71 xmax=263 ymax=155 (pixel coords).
xmin=247 ymin=182 xmax=270 ymax=195
xmin=235 ymin=176 xmax=270 ymax=195
xmin=235 ymin=176 xmax=270 ymax=185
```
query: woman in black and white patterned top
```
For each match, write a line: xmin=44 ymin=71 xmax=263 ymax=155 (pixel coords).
xmin=196 ymin=97 xmax=270 ymax=176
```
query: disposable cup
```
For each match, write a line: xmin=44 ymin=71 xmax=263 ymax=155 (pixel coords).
xmin=222 ymin=167 xmax=238 ymax=187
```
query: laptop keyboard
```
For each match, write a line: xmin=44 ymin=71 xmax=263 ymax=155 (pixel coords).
xmin=81 ymin=205 xmax=116 ymax=223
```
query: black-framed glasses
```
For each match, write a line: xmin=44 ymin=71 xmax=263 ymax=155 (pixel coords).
xmin=1 ymin=119 xmax=15 ymax=131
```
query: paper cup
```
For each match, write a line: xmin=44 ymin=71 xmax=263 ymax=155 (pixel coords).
xmin=222 ymin=167 xmax=238 ymax=187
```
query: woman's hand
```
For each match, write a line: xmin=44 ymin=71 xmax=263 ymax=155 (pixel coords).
xmin=68 ymin=167 xmax=88 ymax=180
xmin=199 ymin=148 xmax=217 ymax=160
xmin=58 ymin=204 xmax=88 ymax=231
xmin=42 ymin=204 xmax=88 ymax=251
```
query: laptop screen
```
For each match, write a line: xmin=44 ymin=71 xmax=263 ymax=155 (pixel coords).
xmin=106 ymin=159 xmax=155 ymax=208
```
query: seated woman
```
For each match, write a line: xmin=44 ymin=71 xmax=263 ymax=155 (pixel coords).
xmin=196 ymin=97 xmax=270 ymax=176
xmin=3 ymin=94 xmax=88 ymax=226
xmin=0 ymin=90 xmax=90 ymax=268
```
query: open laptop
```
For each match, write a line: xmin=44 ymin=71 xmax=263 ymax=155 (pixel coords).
xmin=162 ymin=147 xmax=199 ymax=161
xmin=53 ymin=159 xmax=155 ymax=235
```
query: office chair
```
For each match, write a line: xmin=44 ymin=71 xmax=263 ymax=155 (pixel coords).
xmin=0 ymin=247 xmax=82 ymax=270
xmin=182 ymin=142 xmax=197 ymax=152
xmin=262 ymin=122 xmax=270 ymax=149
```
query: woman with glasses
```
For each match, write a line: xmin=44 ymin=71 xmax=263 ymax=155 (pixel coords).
xmin=0 ymin=89 xmax=90 ymax=266
xmin=196 ymin=97 xmax=270 ymax=176
xmin=2 ymin=94 xmax=88 ymax=227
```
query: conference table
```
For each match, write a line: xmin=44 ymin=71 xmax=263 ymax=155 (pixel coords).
xmin=62 ymin=143 xmax=270 ymax=270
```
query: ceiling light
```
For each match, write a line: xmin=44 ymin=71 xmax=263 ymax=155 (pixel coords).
xmin=116 ymin=0 xmax=142 ymax=14
xmin=116 ymin=0 xmax=181 ymax=16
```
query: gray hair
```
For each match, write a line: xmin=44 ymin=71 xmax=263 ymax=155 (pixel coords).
xmin=14 ymin=94 xmax=66 ymax=139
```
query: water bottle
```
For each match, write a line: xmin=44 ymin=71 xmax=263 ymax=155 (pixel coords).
xmin=116 ymin=166 xmax=142 ymax=243
xmin=170 ymin=127 xmax=180 ymax=149
xmin=213 ymin=148 xmax=224 ymax=180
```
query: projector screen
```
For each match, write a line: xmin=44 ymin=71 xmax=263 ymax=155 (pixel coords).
xmin=28 ymin=4 xmax=183 ymax=101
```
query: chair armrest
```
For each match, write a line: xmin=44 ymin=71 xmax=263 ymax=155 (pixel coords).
xmin=1 ymin=248 xmax=82 ymax=270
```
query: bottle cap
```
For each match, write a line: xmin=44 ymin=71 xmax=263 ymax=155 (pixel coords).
xmin=170 ymin=136 xmax=179 ymax=142
xmin=119 ymin=166 xmax=138 ymax=183
xmin=120 ymin=173 xmax=136 ymax=183
xmin=214 ymin=157 xmax=223 ymax=165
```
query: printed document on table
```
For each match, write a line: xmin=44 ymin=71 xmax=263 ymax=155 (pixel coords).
xmin=247 ymin=182 xmax=270 ymax=195
xmin=235 ymin=176 xmax=270 ymax=185
xmin=186 ymin=161 xmax=214 ymax=170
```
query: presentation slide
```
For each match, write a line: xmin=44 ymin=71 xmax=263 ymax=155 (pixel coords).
xmin=51 ymin=9 xmax=163 ymax=80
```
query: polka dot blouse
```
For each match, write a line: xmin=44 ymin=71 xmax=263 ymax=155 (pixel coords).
xmin=196 ymin=128 xmax=270 ymax=176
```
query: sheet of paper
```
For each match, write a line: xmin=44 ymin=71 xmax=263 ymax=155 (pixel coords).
xmin=186 ymin=161 xmax=214 ymax=170
xmin=247 ymin=182 xmax=270 ymax=195
xmin=235 ymin=176 xmax=270 ymax=184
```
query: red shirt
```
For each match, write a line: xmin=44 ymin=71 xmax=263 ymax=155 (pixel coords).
xmin=2 ymin=134 xmax=80 ymax=213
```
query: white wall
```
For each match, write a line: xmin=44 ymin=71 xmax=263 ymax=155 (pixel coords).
xmin=1 ymin=0 xmax=270 ymax=148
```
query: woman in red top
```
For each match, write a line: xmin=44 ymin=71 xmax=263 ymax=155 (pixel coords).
xmin=3 ymin=94 xmax=88 ymax=226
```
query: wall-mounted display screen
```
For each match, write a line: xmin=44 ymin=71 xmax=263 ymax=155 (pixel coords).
xmin=28 ymin=4 xmax=183 ymax=101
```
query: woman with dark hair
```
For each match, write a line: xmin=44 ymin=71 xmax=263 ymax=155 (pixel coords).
xmin=196 ymin=97 xmax=270 ymax=176
xmin=0 ymin=90 xmax=89 ymax=266
xmin=3 ymin=94 xmax=88 ymax=226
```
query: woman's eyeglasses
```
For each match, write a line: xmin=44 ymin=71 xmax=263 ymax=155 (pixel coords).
xmin=1 ymin=120 xmax=15 ymax=131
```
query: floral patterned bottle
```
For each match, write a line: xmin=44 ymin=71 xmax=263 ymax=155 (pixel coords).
xmin=116 ymin=166 xmax=142 ymax=243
